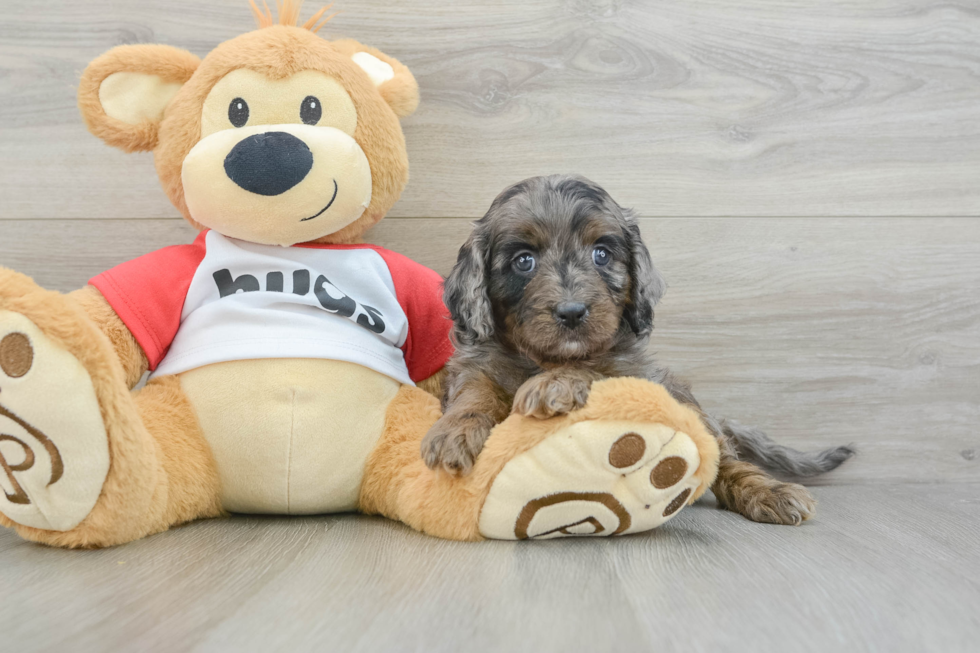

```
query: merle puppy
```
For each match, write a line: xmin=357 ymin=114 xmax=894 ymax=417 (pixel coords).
xmin=421 ymin=174 xmax=853 ymax=525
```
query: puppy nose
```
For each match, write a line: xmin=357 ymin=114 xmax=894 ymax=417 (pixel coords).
xmin=224 ymin=131 xmax=314 ymax=196
xmin=555 ymin=302 xmax=588 ymax=329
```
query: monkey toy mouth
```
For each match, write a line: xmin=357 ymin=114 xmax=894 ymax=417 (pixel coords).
xmin=181 ymin=123 xmax=373 ymax=246
xmin=300 ymin=179 xmax=339 ymax=222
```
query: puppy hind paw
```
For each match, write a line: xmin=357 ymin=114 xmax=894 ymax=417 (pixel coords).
xmin=738 ymin=481 xmax=816 ymax=526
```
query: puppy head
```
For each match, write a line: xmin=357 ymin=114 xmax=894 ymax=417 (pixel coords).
xmin=445 ymin=175 xmax=665 ymax=363
xmin=77 ymin=1 xmax=419 ymax=246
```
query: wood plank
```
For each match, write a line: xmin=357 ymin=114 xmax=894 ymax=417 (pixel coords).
xmin=2 ymin=1 xmax=980 ymax=219
xmin=1 ymin=484 xmax=978 ymax=652
xmin=1 ymin=217 xmax=978 ymax=484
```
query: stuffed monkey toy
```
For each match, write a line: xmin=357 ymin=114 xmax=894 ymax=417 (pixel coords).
xmin=0 ymin=1 xmax=719 ymax=547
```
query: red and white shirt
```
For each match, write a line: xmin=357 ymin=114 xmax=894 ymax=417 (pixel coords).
xmin=90 ymin=231 xmax=453 ymax=385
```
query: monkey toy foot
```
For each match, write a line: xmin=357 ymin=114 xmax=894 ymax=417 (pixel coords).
xmin=0 ymin=292 xmax=110 ymax=533
xmin=478 ymin=378 xmax=720 ymax=539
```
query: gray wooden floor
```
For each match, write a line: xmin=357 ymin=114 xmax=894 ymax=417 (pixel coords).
xmin=2 ymin=485 xmax=979 ymax=652
xmin=2 ymin=0 xmax=980 ymax=651
xmin=2 ymin=218 xmax=977 ymax=652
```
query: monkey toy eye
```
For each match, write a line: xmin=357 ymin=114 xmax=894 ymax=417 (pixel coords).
xmin=301 ymin=96 xmax=322 ymax=125
xmin=228 ymin=98 xmax=249 ymax=128
xmin=514 ymin=252 xmax=536 ymax=273
xmin=592 ymin=246 xmax=611 ymax=267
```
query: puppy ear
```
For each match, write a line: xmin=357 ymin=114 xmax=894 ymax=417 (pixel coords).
xmin=623 ymin=214 xmax=665 ymax=337
xmin=78 ymin=44 xmax=200 ymax=153
xmin=444 ymin=225 xmax=494 ymax=344
xmin=332 ymin=39 xmax=420 ymax=118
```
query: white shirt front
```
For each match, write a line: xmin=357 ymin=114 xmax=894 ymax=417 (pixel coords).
xmin=153 ymin=232 xmax=414 ymax=383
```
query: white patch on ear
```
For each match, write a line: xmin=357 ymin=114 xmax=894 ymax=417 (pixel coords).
xmin=351 ymin=52 xmax=395 ymax=87
xmin=99 ymin=72 xmax=183 ymax=125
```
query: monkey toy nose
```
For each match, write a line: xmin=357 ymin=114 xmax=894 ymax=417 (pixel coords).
xmin=223 ymin=131 xmax=314 ymax=196
xmin=555 ymin=302 xmax=589 ymax=329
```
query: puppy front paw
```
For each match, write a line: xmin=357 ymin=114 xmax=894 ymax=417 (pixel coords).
xmin=421 ymin=413 xmax=494 ymax=476
xmin=513 ymin=372 xmax=591 ymax=419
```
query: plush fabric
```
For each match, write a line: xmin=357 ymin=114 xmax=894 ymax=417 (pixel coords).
xmin=0 ymin=1 xmax=719 ymax=548
xmin=150 ymin=25 xmax=415 ymax=245
xmin=89 ymin=232 xmax=453 ymax=382
xmin=77 ymin=44 xmax=201 ymax=153
xmin=180 ymin=122 xmax=373 ymax=245
xmin=180 ymin=358 xmax=400 ymax=514
xmin=99 ymin=72 xmax=184 ymax=127
xmin=359 ymin=379 xmax=719 ymax=541
xmin=88 ymin=233 xmax=208 ymax=370
xmin=0 ymin=309 xmax=108 ymax=532
xmin=1 ymin=271 xmax=192 ymax=547
xmin=0 ymin=274 xmax=222 ymax=548
xmin=66 ymin=286 xmax=148 ymax=388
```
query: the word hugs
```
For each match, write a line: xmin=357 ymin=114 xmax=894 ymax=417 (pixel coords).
xmin=213 ymin=268 xmax=386 ymax=334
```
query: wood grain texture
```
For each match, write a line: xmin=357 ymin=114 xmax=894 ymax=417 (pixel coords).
xmin=1 ymin=217 xmax=978 ymax=485
xmin=4 ymin=3 xmax=979 ymax=649
xmin=1 ymin=484 xmax=978 ymax=652
xmin=2 ymin=0 xmax=980 ymax=219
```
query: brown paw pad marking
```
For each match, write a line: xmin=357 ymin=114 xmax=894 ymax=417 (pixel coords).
xmin=0 ymin=435 xmax=35 ymax=504
xmin=0 ymin=333 xmax=33 ymax=378
xmin=663 ymin=488 xmax=692 ymax=517
xmin=0 ymin=337 xmax=63 ymax=504
xmin=650 ymin=456 xmax=688 ymax=489
xmin=608 ymin=432 xmax=645 ymax=468
xmin=514 ymin=492 xmax=631 ymax=539
xmin=0 ymin=403 xmax=64 ymax=506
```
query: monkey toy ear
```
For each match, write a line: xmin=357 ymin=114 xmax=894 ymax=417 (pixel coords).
xmin=331 ymin=39 xmax=420 ymax=118
xmin=78 ymin=44 xmax=201 ymax=153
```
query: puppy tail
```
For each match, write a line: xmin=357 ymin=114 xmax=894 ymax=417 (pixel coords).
xmin=719 ymin=419 xmax=855 ymax=478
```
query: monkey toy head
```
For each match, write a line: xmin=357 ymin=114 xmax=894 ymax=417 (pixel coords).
xmin=78 ymin=1 xmax=419 ymax=246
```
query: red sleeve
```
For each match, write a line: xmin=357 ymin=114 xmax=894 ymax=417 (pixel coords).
xmin=372 ymin=248 xmax=454 ymax=383
xmin=89 ymin=230 xmax=207 ymax=370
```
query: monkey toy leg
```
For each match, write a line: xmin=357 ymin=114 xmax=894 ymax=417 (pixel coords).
xmin=359 ymin=377 xmax=720 ymax=540
xmin=0 ymin=270 xmax=221 ymax=548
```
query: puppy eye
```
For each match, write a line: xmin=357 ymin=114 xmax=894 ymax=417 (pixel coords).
xmin=301 ymin=96 xmax=322 ymax=125
xmin=228 ymin=98 xmax=249 ymax=128
xmin=592 ymin=246 xmax=611 ymax=267
xmin=514 ymin=253 xmax=536 ymax=273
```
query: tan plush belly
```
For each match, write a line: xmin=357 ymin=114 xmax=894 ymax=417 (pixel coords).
xmin=179 ymin=359 xmax=401 ymax=515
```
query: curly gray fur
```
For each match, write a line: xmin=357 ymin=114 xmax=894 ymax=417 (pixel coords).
xmin=425 ymin=174 xmax=853 ymax=522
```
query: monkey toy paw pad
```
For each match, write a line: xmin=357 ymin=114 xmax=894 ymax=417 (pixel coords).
xmin=479 ymin=420 xmax=702 ymax=539
xmin=0 ymin=311 xmax=109 ymax=531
